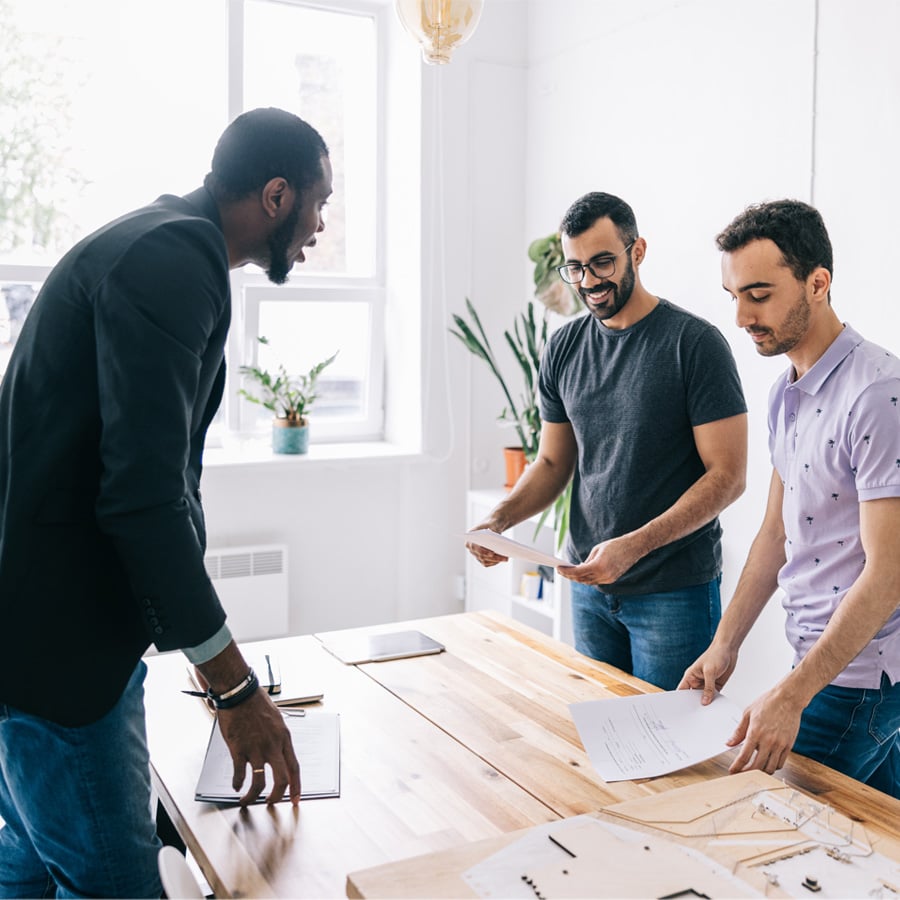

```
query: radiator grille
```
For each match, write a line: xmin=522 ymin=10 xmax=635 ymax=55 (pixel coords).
xmin=204 ymin=547 xmax=285 ymax=579
xmin=203 ymin=544 xmax=289 ymax=640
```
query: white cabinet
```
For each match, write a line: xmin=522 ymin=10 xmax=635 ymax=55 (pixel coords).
xmin=465 ymin=489 xmax=573 ymax=645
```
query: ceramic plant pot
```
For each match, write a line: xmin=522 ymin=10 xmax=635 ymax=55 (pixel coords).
xmin=503 ymin=446 xmax=527 ymax=489
xmin=272 ymin=418 xmax=309 ymax=454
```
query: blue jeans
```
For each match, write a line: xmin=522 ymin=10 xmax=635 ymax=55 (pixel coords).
xmin=569 ymin=577 xmax=721 ymax=690
xmin=792 ymin=673 xmax=900 ymax=799
xmin=0 ymin=662 xmax=162 ymax=898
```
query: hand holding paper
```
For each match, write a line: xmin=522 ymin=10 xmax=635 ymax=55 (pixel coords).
xmin=464 ymin=529 xmax=567 ymax=568
xmin=570 ymin=689 xmax=743 ymax=781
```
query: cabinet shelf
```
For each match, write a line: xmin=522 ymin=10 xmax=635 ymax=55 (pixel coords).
xmin=511 ymin=594 xmax=554 ymax=618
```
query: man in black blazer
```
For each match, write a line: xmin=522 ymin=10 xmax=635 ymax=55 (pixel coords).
xmin=0 ymin=108 xmax=332 ymax=898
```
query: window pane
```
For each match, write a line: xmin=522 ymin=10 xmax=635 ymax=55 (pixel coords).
xmin=243 ymin=299 xmax=370 ymax=430
xmin=1 ymin=0 xmax=225 ymax=266
xmin=0 ymin=281 xmax=39 ymax=378
xmin=243 ymin=1 xmax=377 ymax=277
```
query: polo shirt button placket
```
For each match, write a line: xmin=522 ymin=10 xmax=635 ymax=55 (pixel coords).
xmin=784 ymin=388 xmax=800 ymax=460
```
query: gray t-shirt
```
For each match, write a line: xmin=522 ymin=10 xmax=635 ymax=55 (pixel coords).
xmin=539 ymin=299 xmax=746 ymax=594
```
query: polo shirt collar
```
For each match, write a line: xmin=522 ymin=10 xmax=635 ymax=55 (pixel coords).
xmin=789 ymin=324 xmax=863 ymax=395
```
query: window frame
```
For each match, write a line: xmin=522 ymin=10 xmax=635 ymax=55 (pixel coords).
xmin=225 ymin=0 xmax=388 ymax=444
xmin=230 ymin=272 xmax=386 ymax=441
xmin=0 ymin=0 xmax=389 ymax=445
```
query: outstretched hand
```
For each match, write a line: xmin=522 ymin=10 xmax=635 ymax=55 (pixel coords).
xmin=217 ymin=690 xmax=301 ymax=806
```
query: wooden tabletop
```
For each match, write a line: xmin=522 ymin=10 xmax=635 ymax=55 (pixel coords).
xmin=143 ymin=610 xmax=900 ymax=898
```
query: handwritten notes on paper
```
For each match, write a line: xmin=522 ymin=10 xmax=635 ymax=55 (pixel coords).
xmin=570 ymin=690 xmax=743 ymax=781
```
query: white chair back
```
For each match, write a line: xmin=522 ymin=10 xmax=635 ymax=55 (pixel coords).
xmin=157 ymin=846 xmax=206 ymax=899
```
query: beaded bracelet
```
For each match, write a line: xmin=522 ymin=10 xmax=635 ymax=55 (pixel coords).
xmin=208 ymin=669 xmax=259 ymax=710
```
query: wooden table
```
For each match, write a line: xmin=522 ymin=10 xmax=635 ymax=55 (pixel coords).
xmin=143 ymin=611 xmax=900 ymax=898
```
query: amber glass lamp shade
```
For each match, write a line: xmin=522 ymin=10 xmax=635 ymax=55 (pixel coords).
xmin=394 ymin=0 xmax=484 ymax=65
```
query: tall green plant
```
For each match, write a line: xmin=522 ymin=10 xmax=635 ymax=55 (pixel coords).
xmin=450 ymin=299 xmax=546 ymax=463
xmin=451 ymin=297 xmax=574 ymax=552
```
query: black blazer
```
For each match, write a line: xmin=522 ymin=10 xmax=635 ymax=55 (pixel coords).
xmin=0 ymin=188 xmax=231 ymax=725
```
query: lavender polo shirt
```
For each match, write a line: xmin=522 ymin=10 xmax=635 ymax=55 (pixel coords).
xmin=769 ymin=324 xmax=900 ymax=689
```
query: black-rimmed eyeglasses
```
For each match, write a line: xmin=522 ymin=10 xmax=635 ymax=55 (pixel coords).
xmin=556 ymin=241 xmax=635 ymax=285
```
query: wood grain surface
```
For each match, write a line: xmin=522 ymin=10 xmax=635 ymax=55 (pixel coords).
xmin=142 ymin=611 xmax=900 ymax=899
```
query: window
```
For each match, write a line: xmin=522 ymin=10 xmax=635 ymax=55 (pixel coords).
xmin=0 ymin=0 xmax=385 ymax=442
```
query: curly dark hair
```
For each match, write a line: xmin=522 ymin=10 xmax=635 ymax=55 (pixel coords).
xmin=204 ymin=107 xmax=329 ymax=202
xmin=716 ymin=199 xmax=833 ymax=284
xmin=559 ymin=192 xmax=639 ymax=246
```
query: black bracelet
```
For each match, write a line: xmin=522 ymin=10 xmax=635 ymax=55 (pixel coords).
xmin=208 ymin=669 xmax=259 ymax=710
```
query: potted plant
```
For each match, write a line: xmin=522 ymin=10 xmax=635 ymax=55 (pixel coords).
xmin=450 ymin=232 xmax=582 ymax=549
xmin=450 ymin=298 xmax=546 ymax=485
xmin=527 ymin=231 xmax=581 ymax=317
xmin=239 ymin=337 xmax=338 ymax=454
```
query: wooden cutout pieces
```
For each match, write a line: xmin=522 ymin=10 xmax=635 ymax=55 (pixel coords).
xmin=521 ymin=819 xmax=758 ymax=899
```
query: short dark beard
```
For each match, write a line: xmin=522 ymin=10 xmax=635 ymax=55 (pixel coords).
xmin=580 ymin=250 xmax=636 ymax=321
xmin=753 ymin=289 xmax=811 ymax=356
xmin=266 ymin=202 xmax=301 ymax=285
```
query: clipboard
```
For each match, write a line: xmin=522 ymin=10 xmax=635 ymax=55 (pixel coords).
xmin=195 ymin=711 xmax=340 ymax=803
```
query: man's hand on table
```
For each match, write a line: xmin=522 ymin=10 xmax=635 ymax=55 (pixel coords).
xmin=217 ymin=689 xmax=301 ymax=806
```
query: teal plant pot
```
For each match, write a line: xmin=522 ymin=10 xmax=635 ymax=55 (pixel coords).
xmin=272 ymin=419 xmax=309 ymax=454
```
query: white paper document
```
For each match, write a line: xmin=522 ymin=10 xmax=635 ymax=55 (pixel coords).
xmin=195 ymin=711 xmax=340 ymax=802
xmin=570 ymin=690 xmax=743 ymax=781
xmin=464 ymin=529 xmax=567 ymax=568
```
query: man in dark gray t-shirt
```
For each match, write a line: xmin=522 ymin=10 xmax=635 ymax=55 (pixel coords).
xmin=468 ymin=192 xmax=747 ymax=689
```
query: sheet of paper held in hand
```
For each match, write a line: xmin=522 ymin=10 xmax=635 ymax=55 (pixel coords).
xmin=570 ymin=690 xmax=743 ymax=781
xmin=464 ymin=529 xmax=567 ymax=568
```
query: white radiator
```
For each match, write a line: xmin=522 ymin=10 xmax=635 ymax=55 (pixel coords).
xmin=204 ymin=544 xmax=289 ymax=641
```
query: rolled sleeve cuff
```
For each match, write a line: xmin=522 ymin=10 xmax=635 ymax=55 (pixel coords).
xmin=182 ymin=623 xmax=233 ymax=665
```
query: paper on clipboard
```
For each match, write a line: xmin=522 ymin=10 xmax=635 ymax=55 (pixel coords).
xmin=464 ymin=529 xmax=567 ymax=568
xmin=195 ymin=712 xmax=340 ymax=803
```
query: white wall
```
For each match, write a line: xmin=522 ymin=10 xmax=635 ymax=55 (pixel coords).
xmin=515 ymin=0 xmax=900 ymax=705
xmin=203 ymin=0 xmax=900 ymax=707
xmin=200 ymin=1 xmax=527 ymax=635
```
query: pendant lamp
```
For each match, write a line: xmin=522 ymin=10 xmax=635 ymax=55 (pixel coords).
xmin=394 ymin=0 xmax=484 ymax=65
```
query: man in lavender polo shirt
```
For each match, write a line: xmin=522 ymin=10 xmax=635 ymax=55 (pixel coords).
xmin=679 ymin=200 xmax=900 ymax=798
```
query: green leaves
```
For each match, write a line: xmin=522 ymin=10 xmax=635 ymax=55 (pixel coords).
xmin=534 ymin=481 xmax=572 ymax=552
xmin=527 ymin=232 xmax=562 ymax=292
xmin=527 ymin=231 xmax=581 ymax=317
xmin=452 ymin=294 xmax=573 ymax=547
xmin=239 ymin=338 xmax=338 ymax=424
xmin=450 ymin=299 xmax=546 ymax=463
